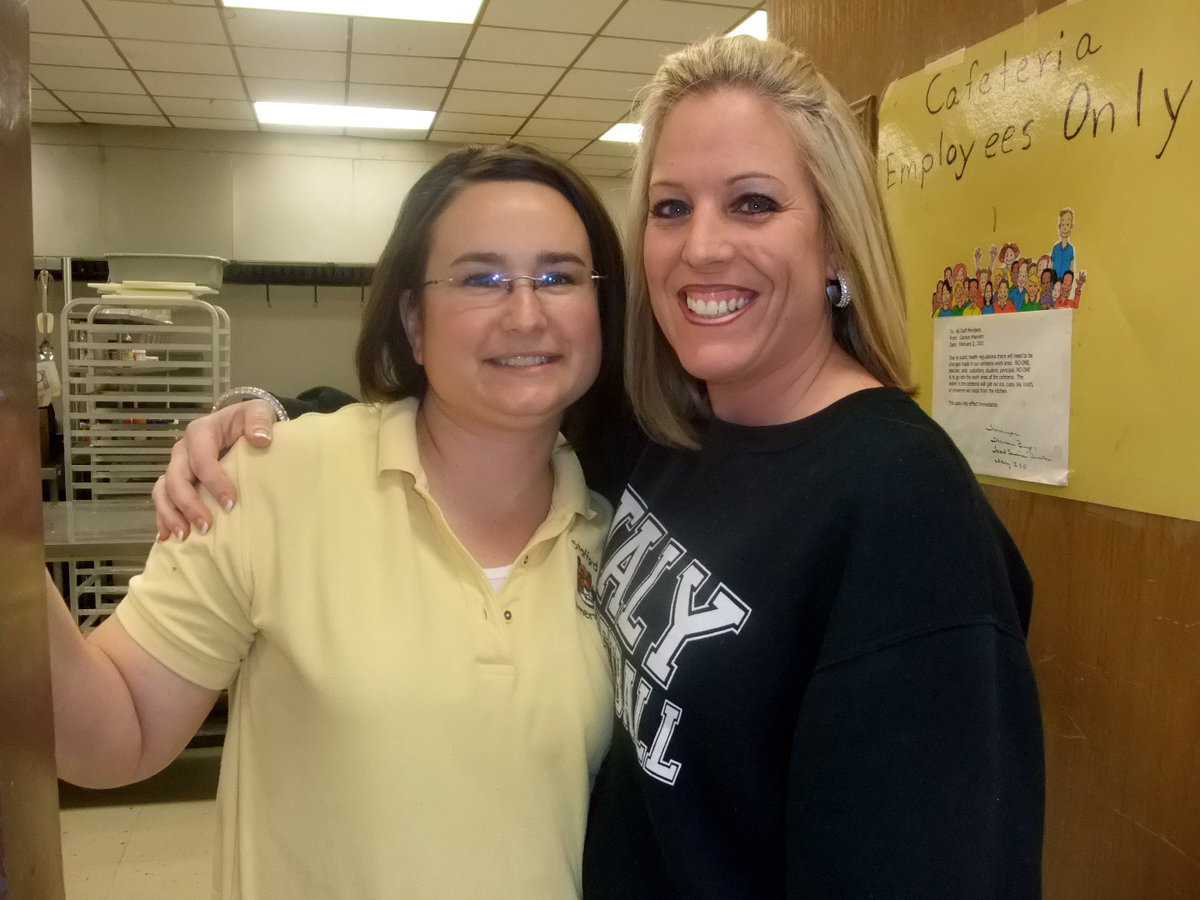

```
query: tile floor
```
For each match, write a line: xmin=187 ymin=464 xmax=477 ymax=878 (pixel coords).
xmin=58 ymin=747 xmax=220 ymax=900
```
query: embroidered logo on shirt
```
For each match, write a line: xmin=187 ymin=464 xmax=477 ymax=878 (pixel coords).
xmin=575 ymin=556 xmax=599 ymax=618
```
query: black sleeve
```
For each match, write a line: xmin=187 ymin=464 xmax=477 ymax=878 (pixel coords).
xmin=278 ymin=385 xmax=358 ymax=420
xmin=786 ymin=431 xmax=1043 ymax=897
xmin=786 ymin=627 xmax=1044 ymax=897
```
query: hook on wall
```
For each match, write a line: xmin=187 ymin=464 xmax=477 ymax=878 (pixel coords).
xmin=312 ymin=285 xmax=318 ymax=308
xmin=265 ymin=283 xmax=272 ymax=308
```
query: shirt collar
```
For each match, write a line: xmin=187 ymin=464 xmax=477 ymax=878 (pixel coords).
xmin=376 ymin=397 xmax=598 ymax=524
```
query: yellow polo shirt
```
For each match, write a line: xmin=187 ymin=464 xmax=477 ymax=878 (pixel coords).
xmin=117 ymin=399 xmax=614 ymax=899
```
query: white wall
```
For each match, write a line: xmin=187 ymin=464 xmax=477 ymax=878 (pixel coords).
xmin=31 ymin=124 xmax=633 ymax=398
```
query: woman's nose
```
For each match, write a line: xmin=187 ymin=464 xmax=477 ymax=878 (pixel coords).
xmin=681 ymin=205 xmax=733 ymax=268
xmin=501 ymin=281 xmax=550 ymax=330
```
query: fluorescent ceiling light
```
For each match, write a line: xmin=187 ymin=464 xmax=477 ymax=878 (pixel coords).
xmin=222 ymin=0 xmax=483 ymax=25
xmin=727 ymin=10 xmax=768 ymax=40
xmin=255 ymin=101 xmax=435 ymax=130
xmin=600 ymin=122 xmax=643 ymax=143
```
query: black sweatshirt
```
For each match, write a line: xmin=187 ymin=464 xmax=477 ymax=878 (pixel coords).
xmin=582 ymin=388 xmax=1043 ymax=898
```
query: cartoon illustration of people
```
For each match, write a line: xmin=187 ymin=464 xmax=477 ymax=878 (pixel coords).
xmin=1009 ymin=259 xmax=1030 ymax=309
xmin=934 ymin=279 xmax=955 ymax=317
xmin=998 ymin=242 xmax=1020 ymax=274
xmin=952 ymin=279 xmax=969 ymax=315
xmin=1051 ymin=208 xmax=1075 ymax=278
xmin=1024 ymin=274 xmax=1042 ymax=310
xmin=992 ymin=273 xmax=1017 ymax=312
xmin=1054 ymin=269 xmax=1086 ymax=308
xmin=932 ymin=217 xmax=1086 ymax=320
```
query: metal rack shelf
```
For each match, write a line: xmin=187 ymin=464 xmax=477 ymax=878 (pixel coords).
xmin=59 ymin=293 xmax=230 ymax=626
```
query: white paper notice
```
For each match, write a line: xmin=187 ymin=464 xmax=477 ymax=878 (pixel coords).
xmin=932 ymin=310 xmax=1071 ymax=485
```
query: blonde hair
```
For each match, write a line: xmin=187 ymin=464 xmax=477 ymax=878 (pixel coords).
xmin=624 ymin=35 xmax=914 ymax=448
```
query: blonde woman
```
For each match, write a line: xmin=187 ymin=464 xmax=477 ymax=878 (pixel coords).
xmin=584 ymin=36 xmax=1041 ymax=897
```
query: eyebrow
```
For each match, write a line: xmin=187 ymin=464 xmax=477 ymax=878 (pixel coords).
xmin=649 ymin=171 xmax=785 ymax=191
xmin=448 ymin=250 xmax=591 ymax=268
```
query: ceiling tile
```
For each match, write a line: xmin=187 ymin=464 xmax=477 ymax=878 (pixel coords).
xmin=30 ymin=0 xmax=104 ymax=36
xmin=118 ymin=38 xmax=238 ymax=75
xmin=224 ymin=8 xmax=349 ymax=52
xmin=243 ymin=77 xmax=347 ymax=104
xmin=89 ymin=0 xmax=227 ymax=42
xmin=30 ymin=65 xmax=144 ymax=95
xmin=442 ymin=89 xmax=541 ymax=117
xmin=553 ymin=68 xmax=647 ymax=102
xmin=453 ymin=60 xmax=563 ymax=95
xmin=352 ymin=19 xmax=471 ymax=57
xmin=140 ymin=71 xmax=247 ymax=101
xmin=31 ymin=89 xmax=67 ymax=111
xmin=570 ymin=153 xmax=634 ymax=171
xmin=236 ymin=46 xmax=347 ymax=81
xmin=602 ymin=0 xmax=749 ymax=42
xmin=466 ymin=27 xmax=589 ymax=68
xmin=515 ymin=136 xmax=589 ymax=154
xmin=482 ymin=0 xmax=622 ymax=34
xmin=55 ymin=91 xmax=158 ymax=114
xmin=434 ymin=112 xmax=525 ymax=136
xmin=170 ymin=118 xmax=260 ymax=131
xmin=343 ymin=126 xmax=432 ymax=139
xmin=518 ymin=118 xmax=610 ymax=139
xmin=428 ymin=131 xmax=509 ymax=145
xmin=33 ymin=109 xmax=83 ymax=124
xmin=580 ymin=139 xmax=640 ymax=157
xmin=574 ymin=162 xmax=632 ymax=177
xmin=31 ymin=34 xmax=125 ymax=68
xmin=350 ymin=54 xmax=457 ymax=88
xmin=347 ymin=84 xmax=446 ymax=109
xmin=535 ymin=95 xmax=632 ymax=122
xmin=156 ymin=97 xmax=255 ymax=119
xmin=79 ymin=112 xmax=171 ymax=126
xmin=574 ymin=36 xmax=683 ymax=74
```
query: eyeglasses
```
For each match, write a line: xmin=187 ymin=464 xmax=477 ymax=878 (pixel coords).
xmin=422 ymin=269 xmax=603 ymax=304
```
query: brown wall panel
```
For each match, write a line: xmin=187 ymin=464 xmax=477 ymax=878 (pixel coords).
xmin=0 ymin=0 xmax=67 ymax=896
xmin=771 ymin=0 xmax=1064 ymax=106
xmin=770 ymin=1 xmax=1200 ymax=896
xmin=984 ymin=488 xmax=1200 ymax=898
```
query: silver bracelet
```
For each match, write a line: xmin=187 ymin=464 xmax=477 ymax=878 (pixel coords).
xmin=212 ymin=386 xmax=290 ymax=422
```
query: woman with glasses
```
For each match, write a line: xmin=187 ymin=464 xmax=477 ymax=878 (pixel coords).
xmin=45 ymin=143 xmax=626 ymax=899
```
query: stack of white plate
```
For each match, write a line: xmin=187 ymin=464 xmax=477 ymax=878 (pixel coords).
xmin=87 ymin=280 xmax=218 ymax=302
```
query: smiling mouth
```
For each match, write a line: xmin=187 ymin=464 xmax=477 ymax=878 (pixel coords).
xmin=491 ymin=355 xmax=556 ymax=367
xmin=682 ymin=289 xmax=753 ymax=319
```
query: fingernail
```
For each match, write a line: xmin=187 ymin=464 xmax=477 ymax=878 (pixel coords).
xmin=174 ymin=528 xmax=185 ymax=541
xmin=252 ymin=429 xmax=272 ymax=441
xmin=156 ymin=531 xmax=165 ymax=542
xmin=222 ymin=497 xmax=234 ymax=512
xmin=197 ymin=520 xmax=210 ymax=535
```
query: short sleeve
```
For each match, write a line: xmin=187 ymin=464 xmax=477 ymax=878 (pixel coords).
xmin=116 ymin=444 xmax=257 ymax=691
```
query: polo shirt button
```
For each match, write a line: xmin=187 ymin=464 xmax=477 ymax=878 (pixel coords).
xmin=522 ymin=556 xmax=529 ymax=565
xmin=504 ymin=610 xmax=513 ymax=621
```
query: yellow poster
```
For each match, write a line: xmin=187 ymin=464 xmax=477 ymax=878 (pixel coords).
xmin=879 ymin=0 xmax=1200 ymax=522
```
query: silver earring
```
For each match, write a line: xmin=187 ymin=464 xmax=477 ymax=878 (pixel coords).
xmin=826 ymin=271 xmax=852 ymax=308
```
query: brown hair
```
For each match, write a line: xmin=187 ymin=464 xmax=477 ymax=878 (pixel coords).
xmin=355 ymin=143 xmax=627 ymax=444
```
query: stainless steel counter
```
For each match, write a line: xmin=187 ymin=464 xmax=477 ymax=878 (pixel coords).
xmin=42 ymin=499 xmax=157 ymax=562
